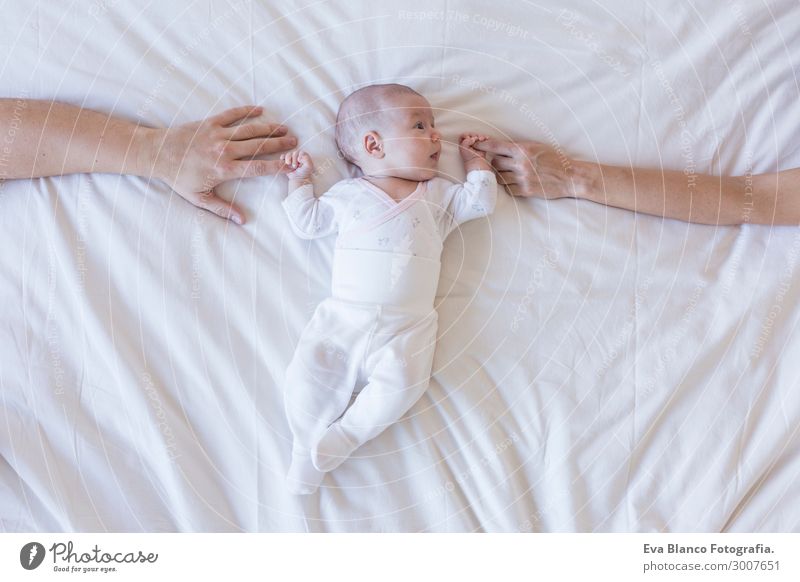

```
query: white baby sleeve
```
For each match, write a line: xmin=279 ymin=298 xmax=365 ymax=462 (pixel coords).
xmin=281 ymin=182 xmax=347 ymax=240
xmin=439 ymin=170 xmax=498 ymax=236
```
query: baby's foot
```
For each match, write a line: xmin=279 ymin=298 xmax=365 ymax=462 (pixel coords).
xmin=312 ymin=423 xmax=359 ymax=472
xmin=286 ymin=450 xmax=325 ymax=495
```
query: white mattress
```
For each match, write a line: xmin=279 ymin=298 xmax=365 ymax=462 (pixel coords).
xmin=2 ymin=0 xmax=800 ymax=532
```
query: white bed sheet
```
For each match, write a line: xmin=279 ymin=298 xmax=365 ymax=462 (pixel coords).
xmin=2 ymin=0 xmax=800 ymax=532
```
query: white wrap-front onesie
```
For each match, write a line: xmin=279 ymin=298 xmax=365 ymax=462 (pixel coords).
xmin=282 ymin=170 xmax=497 ymax=494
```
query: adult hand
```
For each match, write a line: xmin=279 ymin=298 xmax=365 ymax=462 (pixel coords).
xmin=150 ymin=105 xmax=296 ymax=224
xmin=474 ymin=139 xmax=586 ymax=199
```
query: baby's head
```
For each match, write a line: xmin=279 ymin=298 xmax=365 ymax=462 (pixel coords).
xmin=335 ymin=84 xmax=441 ymax=181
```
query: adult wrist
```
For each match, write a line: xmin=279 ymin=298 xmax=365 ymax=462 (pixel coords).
xmin=132 ymin=125 xmax=164 ymax=179
xmin=569 ymin=159 xmax=599 ymax=200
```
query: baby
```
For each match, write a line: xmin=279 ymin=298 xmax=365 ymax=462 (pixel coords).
xmin=280 ymin=83 xmax=497 ymax=494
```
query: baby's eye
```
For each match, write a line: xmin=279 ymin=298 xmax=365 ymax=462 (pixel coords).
xmin=414 ymin=122 xmax=425 ymax=129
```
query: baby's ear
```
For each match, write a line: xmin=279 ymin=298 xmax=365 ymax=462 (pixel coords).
xmin=363 ymin=131 xmax=384 ymax=159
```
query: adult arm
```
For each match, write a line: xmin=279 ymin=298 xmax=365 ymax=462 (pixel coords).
xmin=476 ymin=139 xmax=800 ymax=226
xmin=0 ymin=99 xmax=296 ymax=224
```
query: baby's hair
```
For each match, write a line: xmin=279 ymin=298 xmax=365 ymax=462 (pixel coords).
xmin=334 ymin=83 xmax=424 ymax=166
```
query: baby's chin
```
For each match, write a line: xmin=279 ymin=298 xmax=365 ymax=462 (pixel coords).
xmin=363 ymin=161 xmax=439 ymax=182
xmin=392 ymin=167 xmax=439 ymax=182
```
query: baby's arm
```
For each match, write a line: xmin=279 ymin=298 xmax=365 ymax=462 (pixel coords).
xmin=282 ymin=149 xmax=314 ymax=191
xmin=459 ymin=133 xmax=493 ymax=173
xmin=280 ymin=150 xmax=339 ymax=239
xmin=440 ymin=134 xmax=498 ymax=228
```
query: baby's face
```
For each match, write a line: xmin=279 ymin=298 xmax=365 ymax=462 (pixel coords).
xmin=368 ymin=93 xmax=442 ymax=181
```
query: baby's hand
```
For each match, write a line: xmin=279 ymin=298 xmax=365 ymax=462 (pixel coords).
xmin=459 ymin=133 xmax=492 ymax=172
xmin=281 ymin=150 xmax=314 ymax=181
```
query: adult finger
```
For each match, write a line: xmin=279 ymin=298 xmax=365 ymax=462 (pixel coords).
xmin=231 ymin=158 xmax=290 ymax=179
xmin=506 ymin=184 xmax=529 ymax=197
xmin=491 ymin=155 xmax=517 ymax=171
xmin=194 ymin=190 xmax=246 ymax=225
xmin=496 ymin=171 xmax=517 ymax=186
xmin=211 ymin=105 xmax=264 ymax=127
xmin=229 ymin=136 xmax=297 ymax=159
xmin=473 ymin=138 xmax=520 ymax=157
xmin=226 ymin=122 xmax=289 ymax=141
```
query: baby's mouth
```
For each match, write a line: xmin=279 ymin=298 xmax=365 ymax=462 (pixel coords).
xmin=430 ymin=151 xmax=440 ymax=161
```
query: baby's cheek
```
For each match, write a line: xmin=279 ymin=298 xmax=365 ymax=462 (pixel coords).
xmin=399 ymin=149 xmax=422 ymax=168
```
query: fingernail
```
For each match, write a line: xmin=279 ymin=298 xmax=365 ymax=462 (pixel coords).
xmin=289 ymin=137 xmax=297 ymax=146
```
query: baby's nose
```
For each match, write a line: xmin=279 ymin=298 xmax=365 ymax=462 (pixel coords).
xmin=431 ymin=131 xmax=441 ymax=142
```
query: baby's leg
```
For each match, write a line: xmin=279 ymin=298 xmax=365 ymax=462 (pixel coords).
xmin=312 ymin=311 xmax=438 ymax=472
xmin=284 ymin=301 xmax=367 ymax=494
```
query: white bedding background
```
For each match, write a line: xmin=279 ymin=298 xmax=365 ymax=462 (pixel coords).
xmin=2 ymin=0 xmax=800 ymax=532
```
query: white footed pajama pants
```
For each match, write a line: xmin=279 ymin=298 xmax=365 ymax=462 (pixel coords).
xmin=284 ymin=296 xmax=437 ymax=494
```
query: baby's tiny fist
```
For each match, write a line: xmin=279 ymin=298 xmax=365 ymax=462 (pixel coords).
xmin=459 ymin=136 xmax=487 ymax=162
xmin=284 ymin=149 xmax=314 ymax=180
